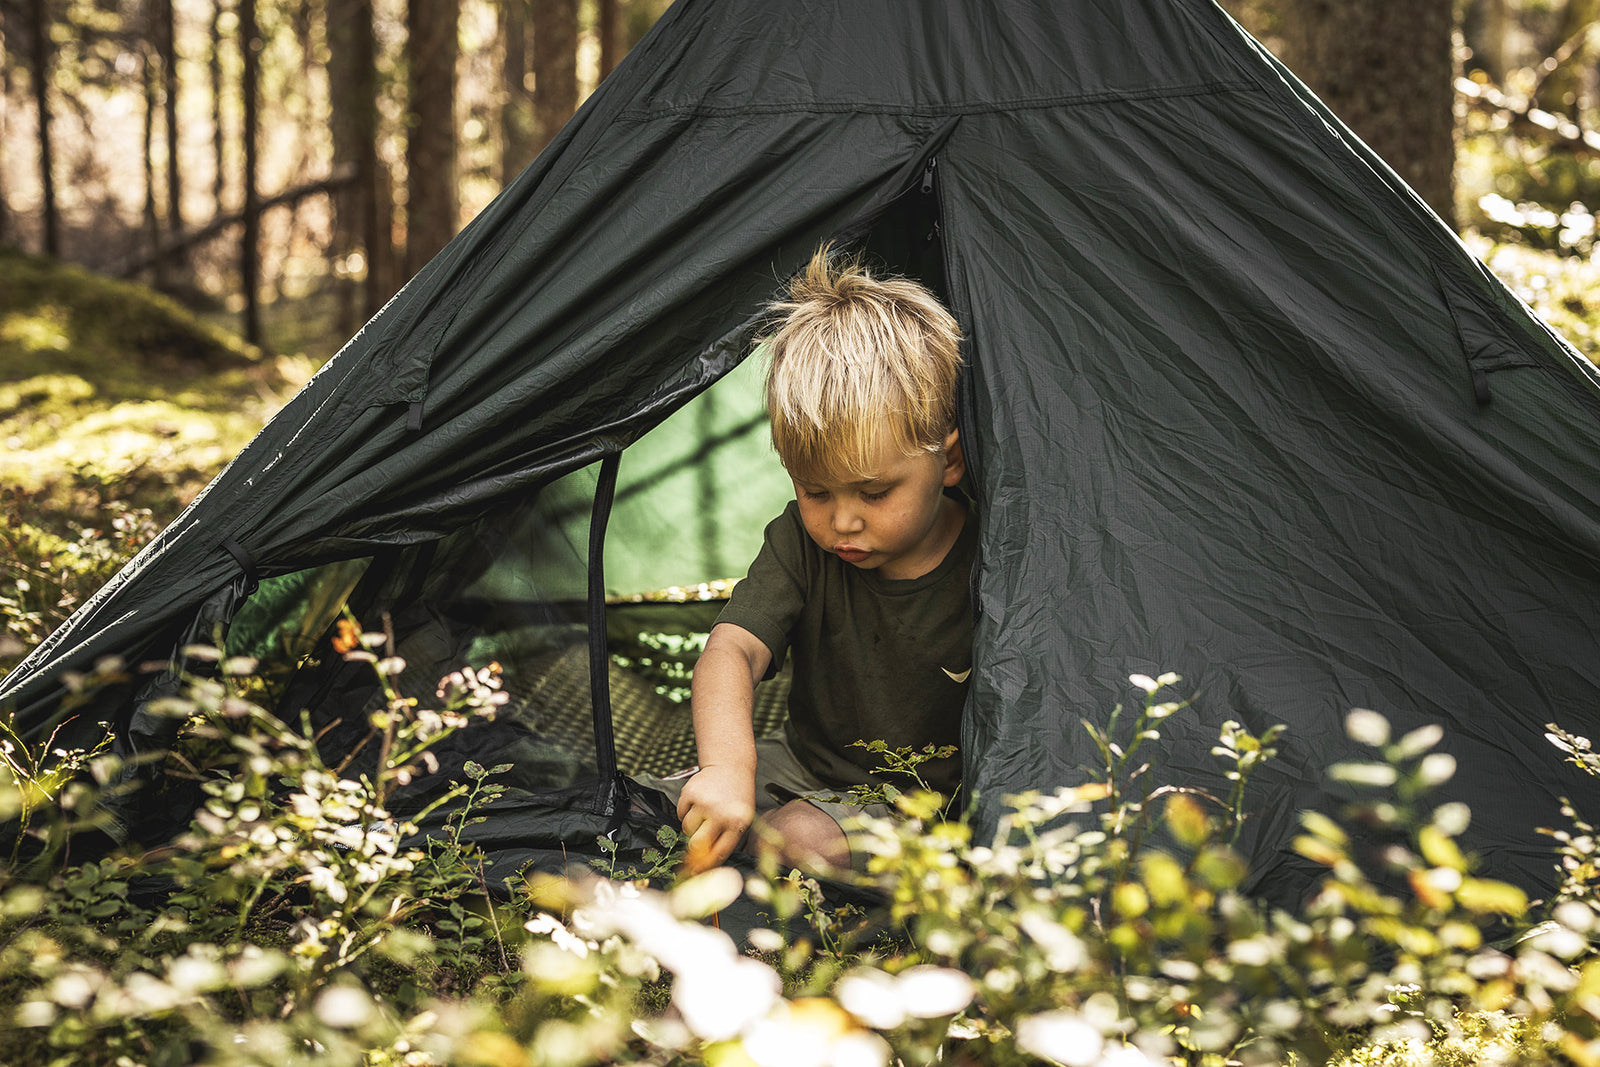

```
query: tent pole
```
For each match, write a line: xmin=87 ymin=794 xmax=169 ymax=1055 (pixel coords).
xmin=585 ymin=453 xmax=622 ymax=811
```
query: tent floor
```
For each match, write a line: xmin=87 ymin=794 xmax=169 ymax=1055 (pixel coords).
xmin=508 ymin=643 xmax=790 ymax=779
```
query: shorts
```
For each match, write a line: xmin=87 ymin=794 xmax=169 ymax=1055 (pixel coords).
xmin=633 ymin=732 xmax=891 ymax=875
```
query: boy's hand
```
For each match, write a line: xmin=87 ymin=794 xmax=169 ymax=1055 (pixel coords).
xmin=677 ymin=763 xmax=755 ymax=873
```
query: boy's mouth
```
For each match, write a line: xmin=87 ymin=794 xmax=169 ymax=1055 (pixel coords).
xmin=834 ymin=546 xmax=870 ymax=563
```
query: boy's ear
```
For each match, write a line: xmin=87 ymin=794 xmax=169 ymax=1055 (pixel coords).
xmin=941 ymin=429 xmax=966 ymax=487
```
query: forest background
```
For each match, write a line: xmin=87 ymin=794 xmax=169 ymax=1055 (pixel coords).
xmin=3 ymin=0 xmax=1600 ymax=652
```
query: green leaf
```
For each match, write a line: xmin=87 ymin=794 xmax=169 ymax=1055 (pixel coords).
xmin=1164 ymin=793 xmax=1212 ymax=848
xmin=1194 ymin=848 xmax=1247 ymax=889
xmin=1455 ymin=878 xmax=1527 ymax=916
xmin=1299 ymin=811 xmax=1348 ymax=846
xmin=1418 ymin=824 xmax=1467 ymax=872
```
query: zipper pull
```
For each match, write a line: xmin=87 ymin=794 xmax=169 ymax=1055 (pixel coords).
xmin=921 ymin=156 xmax=937 ymax=194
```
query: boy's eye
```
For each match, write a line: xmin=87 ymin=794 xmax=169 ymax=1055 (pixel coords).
xmin=801 ymin=488 xmax=830 ymax=501
xmin=860 ymin=488 xmax=891 ymax=502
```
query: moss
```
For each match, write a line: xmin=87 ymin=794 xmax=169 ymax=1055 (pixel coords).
xmin=0 ymin=246 xmax=257 ymax=372
xmin=0 ymin=249 xmax=316 ymax=524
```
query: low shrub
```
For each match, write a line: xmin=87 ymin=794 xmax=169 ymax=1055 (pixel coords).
xmin=0 ymin=485 xmax=161 ymax=678
xmin=3 ymin=642 xmax=1600 ymax=1067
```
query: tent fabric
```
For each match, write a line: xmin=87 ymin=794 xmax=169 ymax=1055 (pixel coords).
xmin=5 ymin=0 xmax=1600 ymax=902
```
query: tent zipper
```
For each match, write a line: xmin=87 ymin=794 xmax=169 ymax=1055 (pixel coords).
xmin=922 ymin=151 xmax=982 ymax=616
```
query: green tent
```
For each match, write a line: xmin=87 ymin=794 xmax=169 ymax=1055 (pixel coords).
xmin=5 ymin=0 xmax=1600 ymax=902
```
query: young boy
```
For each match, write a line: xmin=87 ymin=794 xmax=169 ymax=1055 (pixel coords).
xmin=675 ymin=246 xmax=975 ymax=874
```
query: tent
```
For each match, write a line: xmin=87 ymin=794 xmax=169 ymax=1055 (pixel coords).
xmin=5 ymin=0 xmax=1600 ymax=903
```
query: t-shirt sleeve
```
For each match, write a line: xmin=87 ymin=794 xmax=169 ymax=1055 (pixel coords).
xmin=715 ymin=504 xmax=809 ymax=679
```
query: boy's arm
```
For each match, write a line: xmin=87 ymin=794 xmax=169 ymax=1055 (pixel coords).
xmin=678 ymin=621 xmax=772 ymax=871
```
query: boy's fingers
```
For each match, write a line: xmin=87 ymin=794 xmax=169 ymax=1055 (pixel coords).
xmin=683 ymin=823 xmax=731 ymax=874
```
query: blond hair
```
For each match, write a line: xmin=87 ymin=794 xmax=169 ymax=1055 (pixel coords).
xmin=761 ymin=247 xmax=962 ymax=484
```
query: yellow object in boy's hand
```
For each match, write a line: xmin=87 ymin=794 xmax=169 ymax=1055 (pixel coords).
xmin=682 ymin=826 xmax=721 ymax=875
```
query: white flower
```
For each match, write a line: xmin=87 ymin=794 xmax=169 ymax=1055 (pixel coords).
xmin=1019 ymin=910 xmax=1087 ymax=972
xmin=166 ymin=953 xmax=227 ymax=995
xmin=1015 ymin=1010 xmax=1103 ymax=1066
xmin=748 ymin=928 xmax=786 ymax=952
xmin=1433 ymin=802 xmax=1471 ymax=836
xmin=228 ymin=946 xmax=287 ymax=987
xmin=304 ymin=864 xmax=349 ymax=904
xmin=894 ymin=965 xmax=974 ymax=1019
xmin=107 ymin=972 xmax=183 ymax=1016
xmin=1417 ymin=752 xmax=1457 ymax=786
xmin=1528 ymin=922 xmax=1590 ymax=960
xmin=670 ymin=867 xmax=744 ymax=920
xmin=573 ymin=879 xmax=782 ymax=1041
xmin=828 ymin=1030 xmax=891 ymax=1067
xmin=1394 ymin=723 xmax=1444 ymax=758
xmin=1555 ymin=900 xmax=1596 ymax=934
xmin=674 ymin=954 xmax=781 ymax=1042
xmin=48 ymin=970 xmax=99 ymax=1010
xmin=1344 ymin=708 xmax=1391 ymax=747
xmin=1424 ymin=866 xmax=1463 ymax=893
xmin=742 ymin=998 xmax=885 ymax=1067
xmin=315 ymin=985 xmax=375 ymax=1029
xmin=1328 ymin=762 xmax=1398 ymax=787
xmin=1226 ymin=936 xmax=1278 ymax=967
xmin=1129 ymin=674 xmax=1159 ymax=694
xmin=837 ymin=969 xmax=905 ymax=1030
xmin=526 ymin=913 xmax=592 ymax=958
xmin=742 ymin=1010 xmax=835 ymax=1067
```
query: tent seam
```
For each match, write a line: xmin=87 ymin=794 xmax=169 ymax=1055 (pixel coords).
xmin=618 ymin=79 xmax=1259 ymax=121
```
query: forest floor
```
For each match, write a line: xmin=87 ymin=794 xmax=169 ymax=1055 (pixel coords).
xmin=1 ymin=248 xmax=321 ymax=533
xmin=0 ymin=248 xmax=324 ymax=673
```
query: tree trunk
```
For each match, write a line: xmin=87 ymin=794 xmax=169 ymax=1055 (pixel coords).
xmin=1271 ymin=0 xmax=1458 ymax=226
xmin=241 ymin=0 xmax=262 ymax=345
xmin=143 ymin=41 xmax=167 ymax=286
xmin=499 ymin=0 xmax=535 ymax=183
xmin=327 ymin=0 xmax=391 ymax=323
xmin=404 ymin=0 xmax=459 ymax=275
xmin=211 ymin=0 xmax=226 ymax=213
xmin=597 ymin=0 xmax=619 ymax=80
xmin=158 ymin=0 xmax=183 ymax=244
xmin=1463 ymin=0 xmax=1511 ymax=84
xmin=624 ymin=0 xmax=666 ymax=50
xmin=530 ymin=0 xmax=577 ymax=155
xmin=27 ymin=0 xmax=59 ymax=256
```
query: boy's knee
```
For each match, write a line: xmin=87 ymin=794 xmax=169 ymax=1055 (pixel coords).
xmin=751 ymin=800 xmax=849 ymax=873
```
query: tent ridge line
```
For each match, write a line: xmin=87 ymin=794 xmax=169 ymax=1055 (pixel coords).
xmin=616 ymin=79 xmax=1259 ymax=122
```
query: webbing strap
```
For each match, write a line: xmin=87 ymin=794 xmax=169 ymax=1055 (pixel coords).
xmin=1472 ymin=367 xmax=1492 ymax=407
xmin=221 ymin=537 xmax=260 ymax=596
xmin=587 ymin=453 xmax=623 ymax=808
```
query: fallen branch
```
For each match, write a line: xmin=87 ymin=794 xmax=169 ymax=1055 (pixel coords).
xmin=113 ymin=167 xmax=357 ymax=278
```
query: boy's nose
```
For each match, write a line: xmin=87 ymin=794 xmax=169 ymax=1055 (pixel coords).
xmin=831 ymin=504 xmax=865 ymax=534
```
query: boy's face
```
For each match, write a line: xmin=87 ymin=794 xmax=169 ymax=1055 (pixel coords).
xmin=789 ymin=430 xmax=966 ymax=582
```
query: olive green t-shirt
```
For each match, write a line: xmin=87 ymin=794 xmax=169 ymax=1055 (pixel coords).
xmin=715 ymin=496 xmax=976 ymax=795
